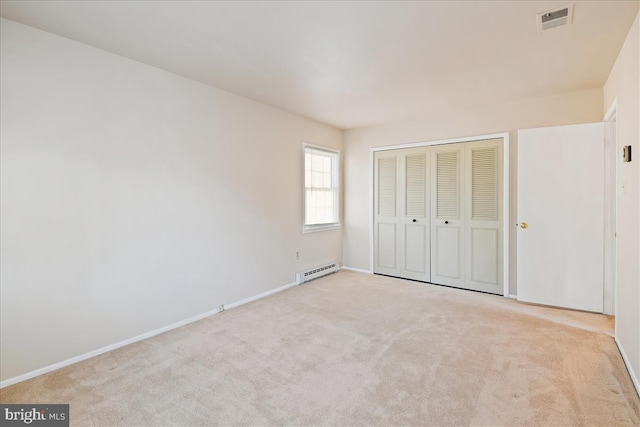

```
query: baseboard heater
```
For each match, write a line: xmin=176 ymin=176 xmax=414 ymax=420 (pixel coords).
xmin=296 ymin=262 xmax=338 ymax=284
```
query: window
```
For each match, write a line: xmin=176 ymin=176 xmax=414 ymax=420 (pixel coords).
xmin=303 ymin=144 xmax=340 ymax=232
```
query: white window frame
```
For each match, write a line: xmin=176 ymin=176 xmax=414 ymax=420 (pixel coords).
xmin=303 ymin=143 xmax=340 ymax=233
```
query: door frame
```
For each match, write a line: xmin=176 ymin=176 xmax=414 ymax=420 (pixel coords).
xmin=603 ymin=99 xmax=618 ymax=316
xmin=369 ymin=132 xmax=510 ymax=297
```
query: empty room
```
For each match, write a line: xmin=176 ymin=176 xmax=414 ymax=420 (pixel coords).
xmin=0 ymin=1 xmax=639 ymax=426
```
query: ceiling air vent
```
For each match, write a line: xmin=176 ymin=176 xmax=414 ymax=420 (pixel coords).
xmin=537 ymin=4 xmax=573 ymax=33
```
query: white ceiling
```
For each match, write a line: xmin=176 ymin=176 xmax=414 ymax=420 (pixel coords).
xmin=1 ymin=1 xmax=637 ymax=129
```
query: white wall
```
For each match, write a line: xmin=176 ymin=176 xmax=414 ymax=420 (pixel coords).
xmin=604 ymin=12 xmax=640 ymax=393
xmin=0 ymin=18 xmax=342 ymax=383
xmin=343 ymin=88 xmax=604 ymax=295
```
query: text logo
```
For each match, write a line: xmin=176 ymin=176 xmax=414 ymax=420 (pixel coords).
xmin=1 ymin=405 xmax=69 ymax=427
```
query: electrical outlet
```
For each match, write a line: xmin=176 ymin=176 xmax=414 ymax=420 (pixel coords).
xmin=217 ymin=304 xmax=225 ymax=313
xmin=295 ymin=251 xmax=300 ymax=260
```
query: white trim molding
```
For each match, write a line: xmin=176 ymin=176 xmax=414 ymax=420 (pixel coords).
xmin=604 ymin=98 xmax=618 ymax=122
xmin=224 ymin=281 xmax=298 ymax=310
xmin=0 ymin=281 xmax=299 ymax=389
xmin=615 ymin=337 xmax=640 ymax=398
xmin=340 ymin=266 xmax=374 ymax=274
xmin=0 ymin=308 xmax=213 ymax=388
xmin=603 ymin=98 xmax=618 ymax=317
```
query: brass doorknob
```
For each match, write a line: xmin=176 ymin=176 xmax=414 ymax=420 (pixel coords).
xmin=517 ymin=222 xmax=528 ymax=229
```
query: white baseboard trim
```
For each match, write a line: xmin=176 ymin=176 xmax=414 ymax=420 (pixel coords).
xmin=615 ymin=336 xmax=640 ymax=398
xmin=0 ymin=281 xmax=299 ymax=389
xmin=0 ymin=307 xmax=210 ymax=389
xmin=224 ymin=281 xmax=298 ymax=310
xmin=508 ymin=294 xmax=517 ymax=299
xmin=340 ymin=266 xmax=373 ymax=274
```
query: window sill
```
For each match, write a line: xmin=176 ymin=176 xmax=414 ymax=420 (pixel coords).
xmin=303 ymin=223 xmax=341 ymax=234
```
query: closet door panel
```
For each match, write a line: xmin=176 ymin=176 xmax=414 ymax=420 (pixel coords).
xmin=469 ymin=227 xmax=499 ymax=284
xmin=377 ymin=223 xmax=398 ymax=269
xmin=433 ymin=226 xmax=462 ymax=279
xmin=400 ymin=148 xmax=430 ymax=281
xmin=404 ymin=224 xmax=427 ymax=273
xmin=430 ymin=145 xmax=465 ymax=287
xmin=374 ymin=153 xmax=400 ymax=276
xmin=465 ymin=139 xmax=503 ymax=294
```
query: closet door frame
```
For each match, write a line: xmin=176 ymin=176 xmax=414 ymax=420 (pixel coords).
xmin=369 ymin=132 xmax=510 ymax=297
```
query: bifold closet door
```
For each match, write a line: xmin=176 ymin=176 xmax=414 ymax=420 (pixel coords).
xmin=464 ymin=139 xmax=503 ymax=294
xmin=374 ymin=148 xmax=430 ymax=281
xmin=429 ymin=140 xmax=502 ymax=294
xmin=430 ymin=144 xmax=465 ymax=288
xmin=374 ymin=151 xmax=401 ymax=277
xmin=375 ymin=140 xmax=502 ymax=295
xmin=400 ymin=148 xmax=430 ymax=281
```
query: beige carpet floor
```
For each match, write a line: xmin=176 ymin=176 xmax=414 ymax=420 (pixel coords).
xmin=1 ymin=270 xmax=639 ymax=426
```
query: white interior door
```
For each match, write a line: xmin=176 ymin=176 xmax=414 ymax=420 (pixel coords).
xmin=517 ymin=123 xmax=604 ymax=312
xmin=430 ymin=144 xmax=465 ymax=288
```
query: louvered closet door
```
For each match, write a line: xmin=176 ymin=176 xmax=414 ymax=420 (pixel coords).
xmin=375 ymin=140 xmax=503 ymax=294
xmin=464 ymin=139 xmax=503 ymax=294
xmin=400 ymin=148 xmax=430 ymax=281
xmin=374 ymin=151 xmax=401 ymax=276
xmin=430 ymin=144 xmax=465 ymax=288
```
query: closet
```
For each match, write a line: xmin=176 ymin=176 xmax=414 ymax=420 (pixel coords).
xmin=373 ymin=138 xmax=503 ymax=294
